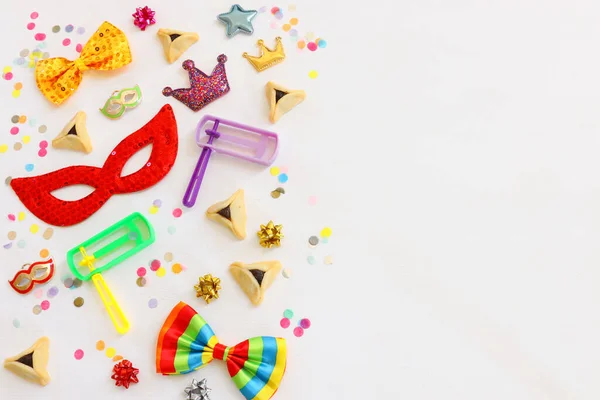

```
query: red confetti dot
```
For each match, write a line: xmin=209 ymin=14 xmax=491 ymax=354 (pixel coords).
xmin=76 ymin=43 xmax=83 ymax=53
xmin=137 ymin=267 xmax=147 ymax=277
xmin=34 ymin=33 xmax=46 ymax=41
xmin=38 ymin=149 xmax=47 ymax=157
xmin=280 ymin=318 xmax=290 ymax=328
xmin=30 ymin=12 xmax=39 ymax=19
xmin=307 ymin=42 xmax=317 ymax=51
xmin=41 ymin=300 xmax=50 ymax=310
xmin=27 ymin=23 xmax=35 ymax=30
xmin=10 ymin=127 xmax=19 ymax=135
xmin=172 ymin=208 xmax=182 ymax=218
xmin=8 ymin=214 xmax=15 ymax=221
xmin=150 ymin=259 xmax=160 ymax=271
xmin=62 ymin=38 xmax=71 ymax=46
xmin=271 ymin=7 xmax=280 ymax=14
xmin=293 ymin=326 xmax=304 ymax=337
xmin=74 ymin=349 xmax=84 ymax=360
xmin=4 ymin=72 xmax=13 ymax=80
xmin=300 ymin=318 xmax=311 ymax=329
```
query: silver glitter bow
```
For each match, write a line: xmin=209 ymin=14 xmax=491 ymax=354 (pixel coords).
xmin=184 ymin=378 xmax=211 ymax=400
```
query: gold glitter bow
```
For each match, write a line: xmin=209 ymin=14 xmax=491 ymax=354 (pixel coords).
xmin=35 ymin=21 xmax=132 ymax=105
xmin=194 ymin=274 xmax=222 ymax=304
xmin=257 ymin=220 xmax=283 ymax=248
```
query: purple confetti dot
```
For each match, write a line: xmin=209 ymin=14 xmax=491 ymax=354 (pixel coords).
xmin=47 ymin=286 xmax=59 ymax=298
xmin=148 ymin=298 xmax=158 ymax=308
xmin=300 ymin=318 xmax=311 ymax=329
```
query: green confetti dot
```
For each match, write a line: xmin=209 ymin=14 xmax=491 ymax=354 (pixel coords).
xmin=283 ymin=309 xmax=294 ymax=319
xmin=52 ymin=25 xmax=60 ymax=33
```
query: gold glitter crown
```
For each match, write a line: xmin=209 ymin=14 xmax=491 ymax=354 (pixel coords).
xmin=243 ymin=37 xmax=285 ymax=72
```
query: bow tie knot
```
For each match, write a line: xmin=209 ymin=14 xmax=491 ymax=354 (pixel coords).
xmin=212 ymin=343 xmax=230 ymax=361
xmin=73 ymin=57 xmax=89 ymax=72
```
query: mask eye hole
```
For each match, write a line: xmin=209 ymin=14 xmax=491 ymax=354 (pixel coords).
xmin=107 ymin=102 xmax=122 ymax=113
xmin=15 ymin=275 xmax=31 ymax=287
xmin=33 ymin=266 xmax=48 ymax=279
xmin=123 ymin=93 xmax=136 ymax=102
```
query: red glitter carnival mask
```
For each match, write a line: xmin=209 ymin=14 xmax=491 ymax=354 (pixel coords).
xmin=10 ymin=105 xmax=178 ymax=227
xmin=162 ymin=55 xmax=230 ymax=112
xmin=9 ymin=258 xmax=55 ymax=294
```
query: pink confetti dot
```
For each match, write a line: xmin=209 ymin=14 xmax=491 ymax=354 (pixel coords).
xmin=34 ymin=289 xmax=43 ymax=298
xmin=34 ymin=33 xmax=46 ymax=41
xmin=8 ymin=214 xmax=15 ymax=221
xmin=280 ymin=166 xmax=288 ymax=173
xmin=172 ymin=208 xmax=182 ymax=218
xmin=38 ymin=149 xmax=47 ymax=157
xmin=10 ymin=127 xmax=19 ymax=135
xmin=74 ymin=349 xmax=84 ymax=360
xmin=41 ymin=300 xmax=50 ymax=310
xmin=280 ymin=318 xmax=290 ymax=328
xmin=307 ymin=42 xmax=317 ymax=51
xmin=62 ymin=38 xmax=71 ymax=46
xmin=293 ymin=326 xmax=304 ymax=337
xmin=300 ymin=318 xmax=311 ymax=329
xmin=76 ymin=44 xmax=83 ymax=53
xmin=308 ymin=196 xmax=317 ymax=206
xmin=30 ymin=12 xmax=39 ymax=19
xmin=150 ymin=259 xmax=161 ymax=271
xmin=271 ymin=7 xmax=280 ymax=14
xmin=137 ymin=267 xmax=147 ymax=277
xmin=39 ymin=140 xmax=48 ymax=149
xmin=4 ymin=72 xmax=13 ymax=80
xmin=27 ymin=22 xmax=35 ymax=30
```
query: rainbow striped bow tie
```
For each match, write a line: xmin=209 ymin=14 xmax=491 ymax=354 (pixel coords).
xmin=156 ymin=302 xmax=287 ymax=400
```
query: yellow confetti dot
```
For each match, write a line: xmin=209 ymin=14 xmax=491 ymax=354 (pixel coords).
xmin=172 ymin=263 xmax=182 ymax=274
xmin=96 ymin=340 xmax=105 ymax=351
xmin=320 ymin=227 xmax=332 ymax=238
xmin=0 ymin=144 xmax=7 ymax=153
xmin=28 ymin=61 xmax=35 ymax=68
xmin=282 ymin=24 xmax=291 ymax=32
xmin=3 ymin=66 xmax=11 ymax=73
xmin=12 ymin=90 xmax=20 ymax=98
xmin=290 ymin=18 xmax=298 ymax=25
xmin=149 ymin=205 xmax=159 ymax=214
xmin=19 ymin=115 xmax=26 ymax=123
xmin=156 ymin=267 xmax=166 ymax=277
xmin=270 ymin=166 xmax=280 ymax=176
xmin=306 ymin=32 xmax=315 ymax=40
xmin=22 ymin=135 xmax=30 ymax=144
xmin=18 ymin=212 xmax=25 ymax=221
xmin=39 ymin=248 xmax=49 ymax=258
xmin=309 ymin=70 xmax=318 ymax=79
xmin=14 ymin=82 xmax=22 ymax=90
xmin=30 ymin=224 xmax=39 ymax=234
xmin=105 ymin=347 xmax=116 ymax=358
xmin=297 ymin=40 xmax=306 ymax=49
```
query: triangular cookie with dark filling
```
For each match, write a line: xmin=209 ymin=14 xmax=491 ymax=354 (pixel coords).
xmin=206 ymin=189 xmax=247 ymax=239
xmin=3 ymin=336 xmax=51 ymax=386
xmin=230 ymin=260 xmax=282 ymax=305
xmin=52 ymin=111 xmax=92 ymax=153
xmin=265 ymin=81 xmax=306 ymax=123
xmin=157 ymin=28 xmax=199 ymax=64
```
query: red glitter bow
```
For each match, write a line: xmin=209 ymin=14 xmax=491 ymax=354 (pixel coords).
xmin=10 ymin=105 xmax=178 ymax=227
xmin=112 ymin=359 xmax=139 ymax=389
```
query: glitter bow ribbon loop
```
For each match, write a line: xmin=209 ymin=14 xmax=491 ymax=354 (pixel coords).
xmin=35 ymin=21 xmax=132 ymax=105
xmin=157 ymin=302 xmax=287 ymax=400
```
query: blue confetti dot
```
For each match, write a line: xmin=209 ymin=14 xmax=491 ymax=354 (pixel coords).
xmin=13 ymin=319 xmax=20 ymax=328
xmin=321 ymin=237 xmax=329 ymax=244
xmin=17 ymin=240 xmax=26 ymax=248
xmin=167 ymin=226 xmax=176 ymax=234
xmin=65 ymin=24 xmax=74 ymax=33
xmin=37 ymin=42 xmax=46 ymax=49
xmin=29 ymin=118 xmax=37 ymax=126
xmin=318 ymin=39 xmax=327 ymax=48
xmin=25 ymin=164 xmax=34 ymax=172
xmin=307 ymin=255 xmax=316 ymax=265
xmin=278 ymin=173 xmax=288 ymax=183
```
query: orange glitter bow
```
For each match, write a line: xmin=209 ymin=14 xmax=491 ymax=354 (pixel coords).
xmin=35 ymin=21 xmax=132 ymax=105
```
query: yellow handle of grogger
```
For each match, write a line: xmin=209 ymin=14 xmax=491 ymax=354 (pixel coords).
xmin=91 ymin=273 xmax=130 ymax=334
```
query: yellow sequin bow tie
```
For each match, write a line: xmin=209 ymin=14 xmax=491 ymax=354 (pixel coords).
xmin=35 ymin=21 xmax=132 ymax=105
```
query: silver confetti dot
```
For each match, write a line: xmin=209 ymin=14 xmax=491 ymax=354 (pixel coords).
xmin=308 ymin=236 xmax=319 ymax=247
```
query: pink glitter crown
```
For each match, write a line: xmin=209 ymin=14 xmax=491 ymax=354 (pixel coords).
xmin=162 ymin=55 xmax=230 ymax=112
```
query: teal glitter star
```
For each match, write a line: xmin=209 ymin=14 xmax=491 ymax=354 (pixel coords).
xmin=217 ymin=4 xmax=258 ymax=38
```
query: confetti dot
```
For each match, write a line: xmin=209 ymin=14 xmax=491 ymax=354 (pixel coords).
xmin=113 ymin=355 xmax=123 ymax=362
xmin=30 ymin=12 xmax=39 ymax=19
xmin=27 ymin=22 xmax=35 ymax=30
xmin=293 ymin=327 xmax=304 ymax=337
xmin=73 ymin=297 xmax=84 ymax=307
xmin=29 ymin=117 xmax=37 ymax=126
xmin=320 ymin=227 xmax=332 ymax=238
xmin=156 ymin=267 xmax=166 ymax=277
xmin=168 ymin=226 xmax=176 ymax=234
xmin=284 ymin=309 xmax=294 ymax=319
xmin=282 ymin=268 xmax=292 ymax=278
xmin=76 ymin=44 xmax=83 ymax=53
xmin=42 ymin=227 xmax=53 ymax=239
xmin=38 ymin=149 xmax=47 ymax=157
xmin=74 ymin=349 xmax=84 ymax=360
xmin=306 ymin=32 xmax=315 ymax=40
xmin=32 ymin=305 xmax=42 ymax=315
xmin=11 ymin=115 xmax=19 ymax=123
xmin=148 ymin=298 xmax=158 ymax=309
xmin=172 ymin=263 xmax=182 ymax=274
xmin=73 ymin=278 xmax=82 ymax=288
xmin=41 ymin=300 xmax=50 ymax=310
xmin=25 ymin=164 xmax=34 ymax=172
xmin=38 ymin=125 xmax=47 ymax=133
xmin=324 ymin=255 xmax=333 ymax=265
xmin=321 ymin=237 xmax=329 ymax=244
xmin=307 ymin=42 xmax=317 ymax=51
xmin=137 ymin=267 xmax=147 ymax=277
xmin=271 ymin=7 xmax=280 ymax=14
xmin=270 ymin=21 xmax=279 ymax=29
xmin=64 ymin=278 xmax=74 ymax=288
xmin=10 ymin=127 xmax=19 ymax=135
xmin=271 ymin=190 xmax=281 ymax=199
xmin=40 ymin=248 xmax=49 ymax=257
xmin=0 ymin=144 xmax=7 ymax=153
xmin=290 ymin=17 xmax=299 ymax=25
xmin=105 ymin=347 xmax=116 ymax=358
xmin=7 ymin=231 xmax=16 ymax=240
xmin=62 ymin=38 xmax=71 ymax=46
xmin=297 ymin=40 xmax=306 ymax=49
xmin=47 ymin=286 xmax=59 ymax=298
xmin=13 ymin=143 xmax=22 ymax=151
xmin=136 ymin=277 xmax=147 ymax=287
xmin=34 ymin=33 xmax=46 ymax=41
xmin=4 ymin=72 xmax=13 ymax=81
xmin=3 ymin=66 xmax=11 ymax=73
xmin=275 ymin=11 xmax=284 ymax=19
xmin=52 ymin=25 xmax=60 ymax=33
xmin=153 ymin=199 xmax=162 ymax=208
xmin=309 ymin=70 xmax=318 ymax=79
xmin=308 ymin=196 xmax=317 ymax=205
xmin=30 ymin=224 xmax=39 ymax=234
xmin=149 ymin=205 xmax=158 ymax=214
xmin=13 ymin=319 xmax=20 ymax=328
xmin=14 ymin=82 xmax=22 ymax=90
xmin=14 ymin=57 xmax=25 ymax=66
xmin=300 ymin=318 xmax=311 ymax=329
xmin=307 ymin=255 xmax=316 ymax=265
xmin=270 ymin=166 xmax=280 ymax=176
xmin=173 ymin=208 xmax=182 ymax=218
xmin=308 ymin=236 xmax=319 ymax=247
xmin=76 ymin=27 xmax=85 ymax=34
xmin=18 ymin=212 xmax=25 ymax=221
xmin=280 ymin=318 xmax=291 ymax=328
xmin=282 ymin=24 xmax=291 ymax=32
xmin=96 ymin=340 xmax=105 ymax=351
xmin=278 ymin=173 xmax=288 ymax=183
xmin=65 ymin=24 xmax=74 ymax=33
xmin=150 ymin=259 xmax=160 ymax=271
xmin=318 ymin=39 xmax=327 ymax=48
xmin=8 ymin=213 xmax=15 ymax=221
xmin=17 ymin=240 xmax=26 ymax=248
xmin=164 ymin=252 xmax=173 ymax=262
xmin=39 ymin=140 xmax=48 ymax=148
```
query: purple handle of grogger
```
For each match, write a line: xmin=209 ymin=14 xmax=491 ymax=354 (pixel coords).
xmin=182 ymin=120 xmax=220 ymax=208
